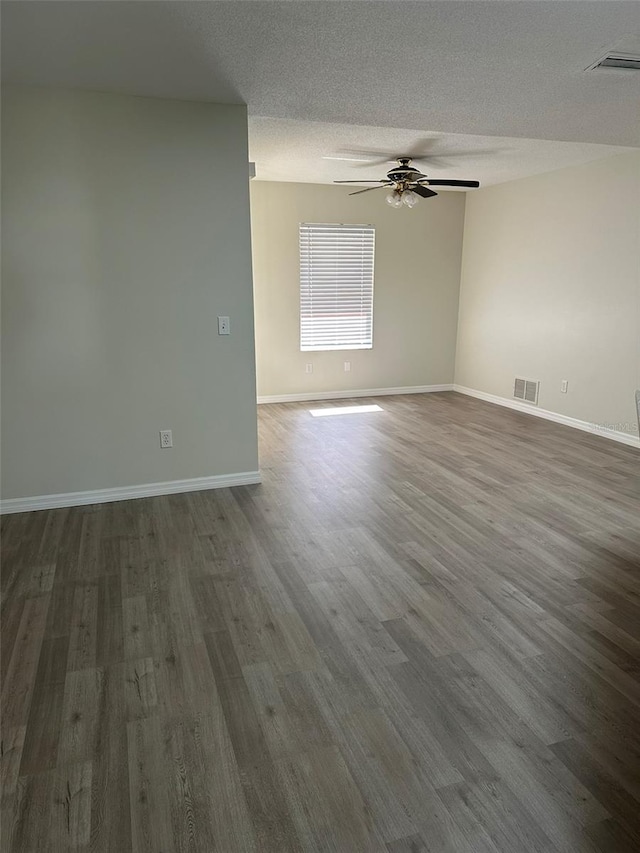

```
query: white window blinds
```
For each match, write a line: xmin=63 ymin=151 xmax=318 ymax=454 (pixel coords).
xmin=299 ymin=223 xmax=375 ymax=351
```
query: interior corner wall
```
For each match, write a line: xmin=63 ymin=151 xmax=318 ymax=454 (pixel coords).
xmin=454 ymin=151 xmax=640 ymax=438
xmin=250 ymin=181 xmax=466 ymax=398
xmin=1 ymin=86 xmax=259 ymax=501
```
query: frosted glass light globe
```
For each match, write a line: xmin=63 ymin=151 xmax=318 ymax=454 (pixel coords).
xmin=402 ymin=191 xmax=419 ymax=208
xmin=386 ymin=191 xmax=403 ymax=208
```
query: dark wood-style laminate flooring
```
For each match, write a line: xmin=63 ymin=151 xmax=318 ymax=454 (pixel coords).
xmin=2 ymin=392 xmax=640 ymax=852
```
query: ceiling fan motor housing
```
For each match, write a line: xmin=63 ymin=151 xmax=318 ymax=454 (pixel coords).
xmin=386 ymin=158 xmax=426 ymax=184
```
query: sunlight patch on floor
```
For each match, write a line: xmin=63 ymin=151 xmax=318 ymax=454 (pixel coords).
xmin=309 ymin=404 xmax=384 ymax=417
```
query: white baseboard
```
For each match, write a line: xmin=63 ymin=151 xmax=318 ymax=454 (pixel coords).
xmin=0 ymin=470 xmax=262 ymax=515
xmin=257 ymin=384 xmax=453 ymax=404
xmin=453 ymin=385 xmax=640 ymax=449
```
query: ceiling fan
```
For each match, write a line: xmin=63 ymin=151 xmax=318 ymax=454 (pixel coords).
xmin=334 ymin=157 xmax=480 ymax=208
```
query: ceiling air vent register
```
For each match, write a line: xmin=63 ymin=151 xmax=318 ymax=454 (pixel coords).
xmin=586 ymin=37 xmax=640 ymax=72
xmin=514 ymin=378 xmax=539 ymax=406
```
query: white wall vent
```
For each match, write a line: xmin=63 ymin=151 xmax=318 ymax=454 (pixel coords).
xmin=587 ymin=53 xmax=640 ymax=71
xmin=586 ymin=37 xmax=640 ymax=72
xmin=514 ymin=378 xmax=539 ymax=405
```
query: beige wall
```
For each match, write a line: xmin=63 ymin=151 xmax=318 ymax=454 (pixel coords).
xmin=250 ymin=181 xmax=466 ymax=398
xmin=1 ymin=86 xmax=259 ymax=499
xmin=455 ymin=151 xmax=640 ymax=438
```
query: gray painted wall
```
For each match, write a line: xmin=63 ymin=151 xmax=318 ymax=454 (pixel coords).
xmin=1 ymin=87 xmax=259 ymax=499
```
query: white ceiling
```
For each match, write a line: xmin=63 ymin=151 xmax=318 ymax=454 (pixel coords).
xmin=248 ymin=116 xmax=636 ymax=187
xmin=3 ymin=1 xmax=640 ymax=188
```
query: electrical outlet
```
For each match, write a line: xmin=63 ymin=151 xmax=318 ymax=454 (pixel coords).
xmin=217 ymin=316 xmax=230 ymax=335
xmin=344 ymin=361 xmax=351 ymax=372
xmin=561 ymin=380 xmax=568 ymax=394
xmin=305 ymin=363 xmax=313 ymax=374
xmin=159 ymin=429 xmax=173 ymax=448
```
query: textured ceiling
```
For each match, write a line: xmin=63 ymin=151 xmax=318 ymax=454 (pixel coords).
xmin=248 ymin=117 xmax=636 ymax=187
xmin=3 ymin=1 xmax=640 ymax=186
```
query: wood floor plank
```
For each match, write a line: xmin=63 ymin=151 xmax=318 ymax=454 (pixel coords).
xmin=54 ymin=760 xmax=94 ymax=849
xmin=328 ymin=706 xmax=440 ymax=843
xmin=95 ymin=572 xmax=125 ymax=666
xmin=1 ymin=596 xmax=50 ymax=730
xmin=204 ymin=633 xmax=303 ymax=851
xmin=124 ymin=657 xmax=158 ymax=721
xmin=550 ymin=737 xmax=640 ymax=845
xmin=437 ymin=779 xmax=558 ymax=853
xmin=9 ymin=769 xmax=56 ymax=852
xmin=126 ymin=716 xmax=176 ymax=852
xmin=67 ymin=583 xmax=98 ymax=671
xmin=57 ymin=668 xmax=104 ymax=767
xmin=353 ymin=660 xmax=465 ymax=790
xmin=309 ymin=577 xmax=409 ymax=668
xmin=241 ymin=661 xmax=304 ymax=760
xmin=122 ymin=594 xmax=151 ymax=661
xmin=145 ymin=711 xmax=257 ymax=853
xmin=275 ymin=744 xmax=386 ymax=852
xmin=19 ymin=635 xmax=69 ymax=774
xmin=90 ymin=662 xmax=132 ymax=852
xmin=462 ymin=646 xmax=572 ymax=745
xmin=1 ymin=725 xmax=26 ymax=801
xmin=2 ymin=392 xmax=639 ymax=850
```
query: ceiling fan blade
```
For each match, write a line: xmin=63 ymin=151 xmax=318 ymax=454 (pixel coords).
xmin=331 ymin=149 xmax=398 ymax=167
xmin=422 ymin=179 xmax=480 ymax=188
xmin=330 ymin=141 xmax=459 ymax=168
xmin=333 ymin=180 xmax=388 ymax=184
xmin=412 ymin=184 xmax=438 ymax=199
xmin=329 ymin=139 xmax=503 ymax=170
xmin=348 ymin=185 xmax=389 ymax=196
xmin=411 ymin=150 xmax=503 ymax=168
xmin=361 ymin=158 xmax=398 ymax=167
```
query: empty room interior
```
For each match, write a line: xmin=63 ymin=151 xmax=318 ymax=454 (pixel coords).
xmin=2 ymin=2 xmax=640 ymax=851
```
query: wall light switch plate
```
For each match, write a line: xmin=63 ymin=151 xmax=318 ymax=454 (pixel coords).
xmin=305 ymin=363 xmax=313 ymax=374
xmin=561 ymin=380 xmax=568 ymax=393
xmin=217 ymin=316 xmax=230 ymax=335
xmin=344 ymin=361 xmax=351 ymax=372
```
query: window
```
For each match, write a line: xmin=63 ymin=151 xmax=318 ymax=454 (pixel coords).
xmin=299 ymin=223 xmax=375 ymax=351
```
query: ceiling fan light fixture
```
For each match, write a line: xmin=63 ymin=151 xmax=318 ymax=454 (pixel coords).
xmin=385 ymin=190 xmax=403 ymax=208
xmin=402 ymin=190 xmax=420 ymax=208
